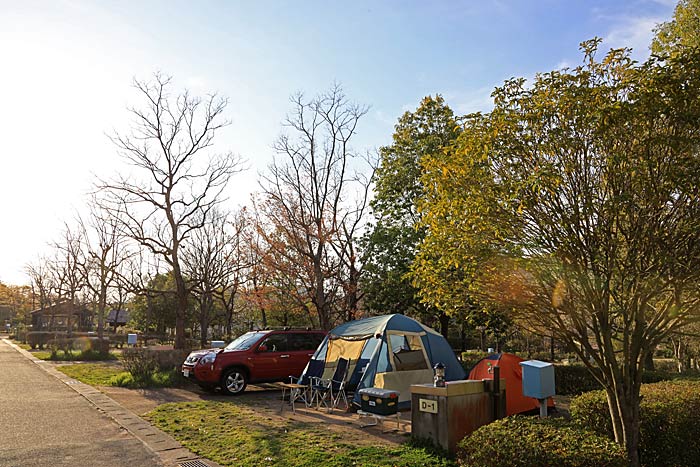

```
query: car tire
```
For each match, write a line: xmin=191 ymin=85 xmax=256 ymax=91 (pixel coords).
xmin=220 ymin=367 xmax=248 ymax=395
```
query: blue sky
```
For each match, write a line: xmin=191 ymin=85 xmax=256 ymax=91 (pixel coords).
xmin=0 ymin=0 xmax=676 ymax=284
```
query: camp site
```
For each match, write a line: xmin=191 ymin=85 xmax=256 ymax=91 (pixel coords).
xmin=3 ymin=1 xmax=700 ymax=466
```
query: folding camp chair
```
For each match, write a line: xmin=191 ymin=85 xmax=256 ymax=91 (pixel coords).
xmin=310 ymin=357 xmax=350 ymax=412
xmin=280 ymin=359 xmax=325 ymax=413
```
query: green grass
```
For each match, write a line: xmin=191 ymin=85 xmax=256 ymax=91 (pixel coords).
xmin=56 ymin=363 xmax=187 ymax=389
xmin=57 ymin=363 xmax=124 ymax=386
xmin=145 ymin=401 xmax=455 ymax=467
xmin=32 ymin=349 xmax=119 ymax=361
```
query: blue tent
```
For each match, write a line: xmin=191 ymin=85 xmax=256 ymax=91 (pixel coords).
xmin=301 ymin=314 xmax=465 ymax=409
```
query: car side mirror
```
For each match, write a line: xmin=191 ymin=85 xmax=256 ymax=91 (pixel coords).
xmin=258 ymin=344 xmax=268 ymax=352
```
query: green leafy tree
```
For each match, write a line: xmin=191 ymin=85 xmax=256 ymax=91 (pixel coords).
xmin=652 ymin=0 xmax=700 ymax=55
xmin=415 ymin=40 xmax=700 ymax=466
xmin=129 ymin=272 xmax=180 ymax=335
xmin=362 ymin=96 xmax=460 ymax=334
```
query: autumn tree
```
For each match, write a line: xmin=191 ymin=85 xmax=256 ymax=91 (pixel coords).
xmin=652 ymin=0 xmax=700 ymax=55
xmin=258 ymin=85 xmax=370 ymax=330
xmin=363 ymin=96 xmax=461 ymax=335
xmin=415 ymin=40 xmax=700 ymax=466
xmin=99 ymin=73 xmax=243 ymax=349
xmin=0 ymin=282 xmax=32 ymax=328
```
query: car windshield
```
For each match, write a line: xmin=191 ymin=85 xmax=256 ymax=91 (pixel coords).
xmin=225 ymin=332 xmax=267 ymax=351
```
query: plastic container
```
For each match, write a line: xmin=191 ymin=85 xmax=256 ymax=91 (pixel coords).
xmin=358 ymin=387 xmax=400 ymax=415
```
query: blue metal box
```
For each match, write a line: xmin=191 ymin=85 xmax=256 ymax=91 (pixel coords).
xmin=519 ymin=360 xmax=555 ymax=399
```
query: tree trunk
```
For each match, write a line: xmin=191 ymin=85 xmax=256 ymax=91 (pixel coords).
xmin=439 ymin=312 xmax=449 ymax=339
xmin=97 ymin=282 xmax=107 ymax=342
xmin=605 ymin=380 xmax=642 ymax=467
xmin=550 ymin=334 xmax=555 ymax=362
xmin=260 ymin=308 xmax=267 ymax=329
xmin=199 ymin=292 xmax=211 ymax=348
xmin=172 ymin=267 xmax=188 ymax=349
xmin=314 ymin=264 xmax=330 ymax=330
xmin=644 ymin=350 xmax=655 ymax=371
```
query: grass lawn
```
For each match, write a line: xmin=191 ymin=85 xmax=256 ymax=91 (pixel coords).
xmin=57 ymin=362 xmax=187 ymax=389
xmin=33 ymin=349 xmax=119 ymax=361
xmin=146 ymin=401 xmax=454 ymax=467
xmin=58 ymin=363 xmax=124 ymax=386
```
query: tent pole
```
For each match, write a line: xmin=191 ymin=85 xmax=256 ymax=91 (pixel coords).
xmin=492 ymin=365 xmax=501 ymax=420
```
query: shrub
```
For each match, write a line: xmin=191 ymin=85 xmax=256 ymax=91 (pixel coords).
xmin=457 ymin=416 xmax=626 ymax=467
xmin=461 ymin=351 xmax=490 ymax=372
xmin=48 ymin=337 xmax=76 ymax=358
xmin=108 ymin=368 xmax=184 ymax=388
xmin=109 ymin=371 xmax=136 ymax=388
xmin=150 ymin=349 xmax=191 ymax=370
xmin=555 ymin=364 xmax=603 ymax=395
xmin=121 ymin=348 xmax=158 ymax=383
xmin=28 ymin=331 xmax=66 ymax=349
xmin=111 ymin=334 xmax=127 ymax=348
xmin=570 ymin=380 xmax=700 ymax=467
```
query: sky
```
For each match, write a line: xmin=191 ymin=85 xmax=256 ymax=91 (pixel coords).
xmin=0 ymin=0 xmax=677 ymax=285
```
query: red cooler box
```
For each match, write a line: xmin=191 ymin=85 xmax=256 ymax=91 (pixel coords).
xmin=358 ymin=388 xmax=400 ymax=415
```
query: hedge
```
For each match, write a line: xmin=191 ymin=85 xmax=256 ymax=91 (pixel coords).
xmin=461 ymin=351 xmax=490 ymax=373
xmin=570 ymin=380 xmax=700 ymax=467
xmin=555 ymin=364 xmax=603 ymax=395
xmin=457 ymin=416 xmax=626 ymax=467
xmin=554 ymin=364 xmax=697 ymax=395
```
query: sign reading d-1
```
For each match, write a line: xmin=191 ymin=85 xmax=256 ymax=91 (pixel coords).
xmin=419 ymin=398 xmax=438 ymax=413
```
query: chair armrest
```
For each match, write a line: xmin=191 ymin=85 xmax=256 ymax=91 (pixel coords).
xmin=310 ymin=376 xmax=329 ymax=388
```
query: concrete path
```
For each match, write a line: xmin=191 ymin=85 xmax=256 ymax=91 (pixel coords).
xmin=0 ymin=338 xmax=162 ymax=467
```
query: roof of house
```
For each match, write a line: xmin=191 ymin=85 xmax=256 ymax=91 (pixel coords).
xmin=106 ymin=309 xmax=130 ymax=325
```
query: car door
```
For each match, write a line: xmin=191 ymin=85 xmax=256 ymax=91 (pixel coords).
xmin=250 ymin=333 xmax=289 ymax=381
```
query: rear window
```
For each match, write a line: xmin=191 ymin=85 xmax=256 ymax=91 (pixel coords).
xmin=289 ymin=333 xmax=325 ymax=351
xmin=225 ymin=332 xmax=267 ymax=351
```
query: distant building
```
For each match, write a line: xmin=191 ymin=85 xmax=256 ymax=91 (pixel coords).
xmin=30 ymin=302 xmax=91 ymax=331
xmin=106 ymin=309 xmax=130 ymax=331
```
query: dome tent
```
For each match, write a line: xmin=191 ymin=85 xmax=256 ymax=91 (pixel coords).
xmin=468 ymin=352 xmax=555 ymax=415
xmin=301 ymin=314 xmax=466 ymax=409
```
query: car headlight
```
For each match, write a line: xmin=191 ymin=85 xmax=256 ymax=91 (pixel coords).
xmin=185 ymin=354 xmax=201 ymax=364
xmin=200 ymin=353 xmax=216 ymax=365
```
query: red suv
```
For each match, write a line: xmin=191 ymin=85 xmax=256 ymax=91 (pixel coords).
xmin=182 ymin=329 xmax=326 ymax=395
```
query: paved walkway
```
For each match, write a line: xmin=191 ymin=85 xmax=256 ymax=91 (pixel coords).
xmin=0 ymin=338 xmax=162 ymax=467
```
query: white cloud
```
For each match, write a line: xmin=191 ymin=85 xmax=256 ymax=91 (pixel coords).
xmin=555 ymin=60 xmax=573 ymax=70
xmin=604 ymin=15 xmax=664 ymax=59
xmin=446 ymin=85 xmax=496 ymax=115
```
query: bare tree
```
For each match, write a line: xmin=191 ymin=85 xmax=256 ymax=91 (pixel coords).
xmin=98 ymin=73 xmax=243 ymax=349
xmin=215 ymin=209 xmax=249 ymax=339
xmin=26 ymin=259 xmax=54 ymax=312
xmin=258 ymin=85 xmax=371 ymax=329
xmin=183 ymin=208 xmax=246 ymax=346
xmin=331 ymin=159 xmax=375 ymax=322
xmin=49 ymin=225 xmax=86 ymax=336
xmin=78 ymin=199 xmax=131 ymax=341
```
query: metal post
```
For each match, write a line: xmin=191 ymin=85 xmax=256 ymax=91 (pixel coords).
xmin=539 ymin=399 xmax=547 ymax=418
xmin=492 ymin=365 xmax=501 ymax=420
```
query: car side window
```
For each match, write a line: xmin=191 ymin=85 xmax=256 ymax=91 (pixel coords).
xmin=289 ymin=333 xmax=311 ymax=351
xmin=289 ymin=333 xmax=324 ymax=351
xmin=259 ymin=334 xmax=288 ymax=352
xmin=310 ymin=333 xmax=325 ymax=350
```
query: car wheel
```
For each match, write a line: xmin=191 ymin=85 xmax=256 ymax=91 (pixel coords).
xmin=220 ymin=368 xmax=248 ymax=395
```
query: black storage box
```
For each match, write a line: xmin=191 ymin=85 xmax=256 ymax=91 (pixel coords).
xmin=358 ymin=387 xmax=400 ymax=415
